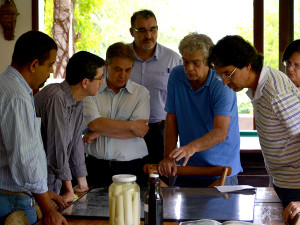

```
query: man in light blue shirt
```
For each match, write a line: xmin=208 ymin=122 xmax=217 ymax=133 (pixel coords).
xmin=129 ymin=10 xmax=182 ymax=164
xmin=158 ymin=33 xmax=242 ymax=187
xmin=82 ymin=42 xmax=150 ymax=187
xmin=0 ymin=31 xmax=67 ymax=225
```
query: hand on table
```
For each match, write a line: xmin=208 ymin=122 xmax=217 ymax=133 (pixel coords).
xmin=48 ymin=191 xmax=68 ymax=209
xmin=283 ymin=201 xmax=300 ymax=224
xmin=158 ymin=158 xmax=177 ymax=177
xmin=62 ymin=190 xmax=75 ymax=204
xmin=74 ymin=177 xmax=89 ymax=193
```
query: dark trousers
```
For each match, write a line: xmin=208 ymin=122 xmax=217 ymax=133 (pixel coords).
xmin=273 ymin=184 xmax=300 ymax=207
xmin=144 ymin=120 xmax=165 ymax=164
xmin=85 ymin=155 xmax=148 ymax=188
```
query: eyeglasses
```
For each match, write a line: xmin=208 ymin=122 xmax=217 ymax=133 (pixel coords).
xmin=217 ymin=67 xmax=237 ymax=81
xmin=92 ymin=74 xmax=104 ymax=81
xmin=283 ymin=61 xmax=300 ymax=70
xmin=132 ymin=26 xmax=158 ymax=34
xmin=183 ymin=59 xmax=203 ymax=68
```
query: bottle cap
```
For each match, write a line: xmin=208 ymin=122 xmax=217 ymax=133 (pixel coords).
xmin=150 ymin=174 xmax=159 ymax=178
xmin=112 ymin=174 xmax=136 ymax=182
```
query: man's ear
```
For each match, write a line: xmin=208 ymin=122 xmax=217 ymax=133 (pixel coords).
xmin=129 ymin=28 xmax=134 ymax=37
xmin=246 ymin=64 xmax=252 ymax=71
xmin=81 ymin=78 xmax=89 ymax=89
xmin=29 ymin=59 xmax=39 ymax=73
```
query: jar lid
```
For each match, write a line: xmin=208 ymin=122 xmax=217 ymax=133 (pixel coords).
xmin=150 ymin=174 xmax=159 ymax=178
xmin=112 ymin=174 xmax=136 ymax=182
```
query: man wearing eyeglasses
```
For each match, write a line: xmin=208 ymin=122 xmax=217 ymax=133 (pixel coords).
xmin=82 ymin=42 xmax=150 ymax=187
xmin=208 ymin=35 xmax=300 ymax=223
xmin=129 ymin=9 xmax=182 ymax=166
xmin=34 ymin=51 xmax=105 ymax=204
xmin=158 ymin=33 xmax=242 ymax=187
xmin=282 ymin=39 xmax=300 ymax=88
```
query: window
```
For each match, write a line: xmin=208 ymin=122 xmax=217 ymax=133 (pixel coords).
xmin=45 ymin=0 xmax=300 ymax=131
xmin=295 ymin=0 xmax=300 ymax=39
xmin=264 ymin=0 xmax=279 ymax=70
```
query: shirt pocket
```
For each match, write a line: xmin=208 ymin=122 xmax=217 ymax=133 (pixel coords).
xmin=153 ymin=72 xmax=169 ymax=91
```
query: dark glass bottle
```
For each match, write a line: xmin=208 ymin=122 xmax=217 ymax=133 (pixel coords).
xmin=144 ymin=174 xmax=163 ymax=225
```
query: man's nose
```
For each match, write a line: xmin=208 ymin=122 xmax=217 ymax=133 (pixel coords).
xmin=186 ymin=63 xmax=194 ymax=71
xmin=119 ymin=71 xmax=126 ymax=78
xmin=144 ymin=31 xmax=152 ymax=38
xmin=286 ymin=65 xmax=294 ymax=73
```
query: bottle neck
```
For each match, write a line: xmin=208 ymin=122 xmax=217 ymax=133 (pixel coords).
xmin=149 ymin=178 xmax=161 ymax=193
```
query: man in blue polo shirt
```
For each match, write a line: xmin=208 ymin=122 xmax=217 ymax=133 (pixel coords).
xmin=158 ymin=33 xmax=242 ymax=187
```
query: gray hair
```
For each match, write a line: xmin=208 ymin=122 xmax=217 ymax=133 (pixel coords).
xmin=179 ymin=33 xmax=214 ymax=64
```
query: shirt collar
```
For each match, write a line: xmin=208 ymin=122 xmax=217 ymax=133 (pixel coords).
xmin=8 ymin=66 xmax=33 ymax=96
xmin=61 ymin=80 xmax=77 ymax=107
xmin=132 ymin=42 xmax=160 ymax=61
xmin=203 ymin=69 xmax=214 ymax=87
xmin=181 ymin=67 xmax=214 ymax=90
xmin=99 ymin=78 xmax=134 ymax=95
xmin=246 ymin=65 xmax=267 ymax=101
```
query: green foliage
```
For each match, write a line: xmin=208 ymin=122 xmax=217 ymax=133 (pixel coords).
xmin=236 ymin=89 xmax=253 ymax=114
xmin=44 ymin=0 xmax=103 ymax=53
xmin=94 ymin=0 xmax=188 ymax=58
xmin=295 ymin=0 xmax=300 ymax=39
xmin=44 ymin=0 xmax=298 ymax=115
xmin=264 ymin=0 xmax=279 ymax=69
xmin=74 ymin=0 xmax=103 ymax=52
xmin=44 ymin=0 xmax=53 ymax=37
xmin=235 ymin=0 xmax=279 ymax=114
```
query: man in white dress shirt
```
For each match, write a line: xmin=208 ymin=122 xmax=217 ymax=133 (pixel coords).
xmin=82 ymin=42 xmax=150 ymax=187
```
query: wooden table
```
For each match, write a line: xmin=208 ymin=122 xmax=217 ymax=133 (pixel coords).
xmin=253 ymin=187 xmax=284 ymax=225
xmin=36 ymin=187 xmax=284 ymax=225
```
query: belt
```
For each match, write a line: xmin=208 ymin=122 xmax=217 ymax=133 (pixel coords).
xmin=0 ymin=189 xmax=31 ymax=197
xmin=149 ymin=120 xmax=165 ymax=126
xmin=108 ymin=158 xmax=143 ymax=167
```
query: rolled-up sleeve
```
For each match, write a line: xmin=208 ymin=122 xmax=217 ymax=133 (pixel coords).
xmin=130 ymin=86 xmax=150 ymax=120
xmin=82 ymin=96 xmax=102 ymax=129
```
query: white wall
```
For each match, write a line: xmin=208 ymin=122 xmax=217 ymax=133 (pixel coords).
xmin=0 ymin=0 xmax=31 ymax=72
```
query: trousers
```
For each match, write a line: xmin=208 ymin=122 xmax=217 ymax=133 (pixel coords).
xmin=0 ymin=192 xmax=36 ymax=225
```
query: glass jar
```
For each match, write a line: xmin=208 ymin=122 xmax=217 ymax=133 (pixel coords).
xmin=109 ymin=174 xmax=140 ymax=225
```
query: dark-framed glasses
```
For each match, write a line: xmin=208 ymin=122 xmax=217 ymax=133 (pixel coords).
xmin=132 ymin=26 xmax=158 ymax=34
xmin=283 ymin=61 xmax=300 ymax=70
xmin=182 ymin=59 xmax=203 ymax=68
xmin=92 ymin=74 xmax=104 ymax=81
xmin=217 ymin=67 xmax=237 ymax=81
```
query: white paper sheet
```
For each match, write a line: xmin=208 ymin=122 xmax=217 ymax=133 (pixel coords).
xmin=215 ymin=185 xmax=256 ymax=193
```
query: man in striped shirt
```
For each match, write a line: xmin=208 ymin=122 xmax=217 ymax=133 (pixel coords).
xmin=208 ymin=35 xmax=300 ymax=222
xmin=34 ymin=51 xmax=105 ymax=203
xmin=0 ymin=31 xmax=67 ymax=225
